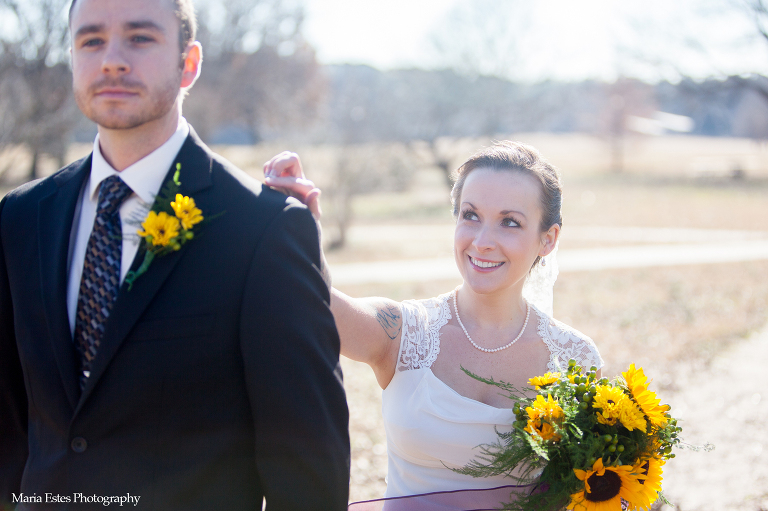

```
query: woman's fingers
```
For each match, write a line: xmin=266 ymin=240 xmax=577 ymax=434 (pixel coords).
xmin=263 ymin=152 xmax=321 ymax=219
xmin=303 ymin=188 xmax=322 ymax=220
xmin=263 ymin=151 xmax=304 ymax=179
xmin=263 ymin=152 xmax=286 ymax=177
xmin=264 ymin=175 xmax=322 ymax=220
xmin=264 ymin=176 xmax=316 ymax=195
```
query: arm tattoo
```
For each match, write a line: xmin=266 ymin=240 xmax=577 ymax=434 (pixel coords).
xmin=375 ymin=303 xmax=402 ymax=340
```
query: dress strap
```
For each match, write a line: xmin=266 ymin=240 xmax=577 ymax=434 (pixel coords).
xmin=396 ymin=292 xmax=452 ymax=371
xmin=532 ymin=304 xmax=604 ymax=373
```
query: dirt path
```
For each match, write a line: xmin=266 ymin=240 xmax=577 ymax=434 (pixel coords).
xmin=659 ymin=324 xmax=768 ymax=511
xmin=330 ymin=237 xmax=768 ymax=286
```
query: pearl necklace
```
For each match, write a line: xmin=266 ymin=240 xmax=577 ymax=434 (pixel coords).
xmin=452 ymin=289 xmax=530 ymax=353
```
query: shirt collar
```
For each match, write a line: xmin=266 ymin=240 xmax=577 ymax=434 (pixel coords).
xmin=89 ymin=116 xmax=190 ymax=204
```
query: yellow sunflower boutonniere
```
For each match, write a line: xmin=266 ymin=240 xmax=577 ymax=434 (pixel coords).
xmin=170 ymin=194 xmax=204 ymax=230
xmin=138 ymin=211 xmax=181 ymax=247
xmin=125 ymin=164 xmax=205 ymax=290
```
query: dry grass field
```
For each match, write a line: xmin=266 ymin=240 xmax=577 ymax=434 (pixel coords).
xmin=2 ymin=134 xmax=767 ymax=508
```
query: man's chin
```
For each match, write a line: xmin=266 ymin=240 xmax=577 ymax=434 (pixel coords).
xmin=88 ymin=113 xmax=153 ymax=130
xmin=80 ymin=101 xmax=176 ymax=131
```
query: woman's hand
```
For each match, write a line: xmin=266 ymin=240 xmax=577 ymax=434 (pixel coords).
xmin=263 ymin=151 xmax=322 ymax=220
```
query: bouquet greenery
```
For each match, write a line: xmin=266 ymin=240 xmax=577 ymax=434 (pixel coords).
xmin=456 ymin=360 xmax=682 ymax=511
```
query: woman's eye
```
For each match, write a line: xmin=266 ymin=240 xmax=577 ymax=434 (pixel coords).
xmin=462 ymin=210 xmax=478 ymax=221
xmin=501 ymin=217 xmax=519 ymax=227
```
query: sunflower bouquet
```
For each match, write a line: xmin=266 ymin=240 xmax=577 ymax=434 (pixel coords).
xmin=456 ymin=360 xmax=682 ymax=511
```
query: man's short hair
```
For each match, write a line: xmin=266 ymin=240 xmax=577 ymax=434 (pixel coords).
xmin=68 ymin=0 xmax=197 ymax=52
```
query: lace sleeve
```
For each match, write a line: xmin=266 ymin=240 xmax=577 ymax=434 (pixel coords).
xmin=533 ymin=306 xmax=604 ymax=373
xmin=396 ymin=294 xmax=452 ymax=372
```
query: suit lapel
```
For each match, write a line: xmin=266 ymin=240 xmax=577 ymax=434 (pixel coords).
xmin=38 ymin=157 xmax=92 ymax=410
xmin=78 ymin=131 xmax=213 ymax=405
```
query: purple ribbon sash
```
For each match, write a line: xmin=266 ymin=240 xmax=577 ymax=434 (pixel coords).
xmin=348 ymin=484 xmax=536 ymax=511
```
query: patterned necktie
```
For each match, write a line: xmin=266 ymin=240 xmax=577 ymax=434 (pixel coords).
xmin=74 ymin=175 xmax=133 ymax=390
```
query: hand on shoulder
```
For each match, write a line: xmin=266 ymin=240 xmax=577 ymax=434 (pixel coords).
xmin=263 ymin=151 xmax=322 ymax=220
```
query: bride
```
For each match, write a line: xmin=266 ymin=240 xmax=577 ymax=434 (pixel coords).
xmin=264 ymin=141 xmax=603 ymax=506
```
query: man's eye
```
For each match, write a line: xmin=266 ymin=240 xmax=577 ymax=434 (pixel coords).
xmin=82 ymin=38 xmax=104 ymax=47
xmin=132 ymin=35 xmax=155 ymax=43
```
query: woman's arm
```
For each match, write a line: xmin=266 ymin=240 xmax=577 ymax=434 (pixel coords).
xmin=331 ymin=290 xmax=402 ymax=388
xmin=263 ymin=152 xmax=401 ymax=388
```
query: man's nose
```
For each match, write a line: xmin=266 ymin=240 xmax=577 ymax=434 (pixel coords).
xmin=101 ymin=41 xmax=130 ymax=74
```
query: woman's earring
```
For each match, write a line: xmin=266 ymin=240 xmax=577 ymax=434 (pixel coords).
xmin=541 ymin=258 xmax=547 ymax=267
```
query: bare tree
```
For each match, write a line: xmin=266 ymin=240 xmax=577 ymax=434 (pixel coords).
xmin=184 ymin=0 xmax=325 ymax=143
xmin=309 ymin=67 xmax=415 ymax=248
xmin=429 ymin=0 xmax=533 ymax=81
xmin=735 ymin=1 xmax=768 ymax=99
xmin=424 ymin=0 xmax=537 ymax=185
xmin=732 ymin=84 xmax=768 ymax=137
xmin=323 ymin=144 xmax=411 ymax=249
xmin=597 ymin=79 xmax=657 ymax=173
xmin=744 ymin=0 xmax=768 ymax=46
xmin=0 ymin=0 xmax=75 ymax=181
xmin=0 ymin=0 xmax=328 ymax=183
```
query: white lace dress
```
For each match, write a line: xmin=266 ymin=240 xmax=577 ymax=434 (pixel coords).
xmin=381 ymin=291 xmax=603 ymax=498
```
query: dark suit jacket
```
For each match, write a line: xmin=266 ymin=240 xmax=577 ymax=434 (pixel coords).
xmin=0 ymin=129 xmax=350 ymax=510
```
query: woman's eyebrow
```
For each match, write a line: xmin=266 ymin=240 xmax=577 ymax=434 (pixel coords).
xmin=500 ymin=209 xmax=526 ymax=218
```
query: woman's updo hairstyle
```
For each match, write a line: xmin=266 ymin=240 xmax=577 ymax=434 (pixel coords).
xmin=450 ymin=141 xmax=563 ymax=231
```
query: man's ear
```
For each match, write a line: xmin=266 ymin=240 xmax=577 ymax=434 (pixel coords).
xmin=539 ymin=224 xmax=560 ymax=258
xmin=180 ymin=42 xmax=202 ymax=89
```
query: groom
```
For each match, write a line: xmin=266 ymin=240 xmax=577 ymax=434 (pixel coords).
xmin=0 ymin=0 xmax=349 ymax=509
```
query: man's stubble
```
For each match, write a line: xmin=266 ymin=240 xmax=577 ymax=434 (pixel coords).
xmin=74 ymin=68 xmax=182 ymax=131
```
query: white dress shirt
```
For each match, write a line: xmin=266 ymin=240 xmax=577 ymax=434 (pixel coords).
xmin=66 ymin=117 xmax=190 ymax=336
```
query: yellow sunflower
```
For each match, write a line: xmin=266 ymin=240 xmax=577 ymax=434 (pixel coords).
xmin=593 ymin=386 xmax=625 ymax=427
xmin=138 ymin=211 xmax=180 ymax=246
xmin=524 ymin=394 xmax=564 ymax=442
xmin=617 ymin=399 xmax=647 ymax=433
xmin=631 ymin=457 xmax=665 ymax=510
xmin=567 ymin=458 xmax=645 ymax=511
xmin=170 ymin=194 xmax=204 ymax=230
xmin=525 ymin=394 xmax=565 ymax=422
xmin=525 ymin=418 xmax=561 ymax=442
xmin=529 ymin=372 xmax=561 ymax=389
xmin=623 ymin=364 xmax=670 ymax=428
xmin=593 ymin=385 xmax=647 ymax=432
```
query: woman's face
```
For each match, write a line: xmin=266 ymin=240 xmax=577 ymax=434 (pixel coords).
xmin=454 ymin=167 xmax=549 ymax=297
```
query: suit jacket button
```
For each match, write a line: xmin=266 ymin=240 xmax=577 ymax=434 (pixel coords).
xmin=71 ymin=437 xmax=88 ymax=453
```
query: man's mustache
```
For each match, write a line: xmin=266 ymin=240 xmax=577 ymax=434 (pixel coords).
xmin=89 ymin=78 xmax=146 ymax=94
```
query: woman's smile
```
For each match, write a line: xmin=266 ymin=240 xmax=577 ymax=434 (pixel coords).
xmin=468 ymin=256 xmax=504 ymax=270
